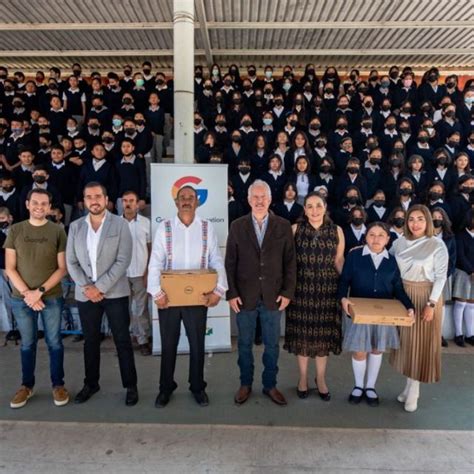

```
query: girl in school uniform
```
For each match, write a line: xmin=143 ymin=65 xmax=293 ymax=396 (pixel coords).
xmin=339 ymin=222 xmax=415 ymax=406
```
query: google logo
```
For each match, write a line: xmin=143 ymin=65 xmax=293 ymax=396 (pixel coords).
xmin=171 ymin=176 xmax=209 ymax=206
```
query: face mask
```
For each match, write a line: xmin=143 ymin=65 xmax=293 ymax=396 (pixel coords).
xmin=320 ymin=165 xmax=331 ymax=173
xmin=380 ymin=81 xmax=390 ymax=88
xmin=327 ymin=73 xmax=335 ymax=79
xmin=347 ymin=166 xmax=359 ymax=174
xmin=242 ymin=120 xmax=252 ymax=127
xmin=233 ymin=98 xmax=241 ymax=104
xmin=0 ymin=221 xmax=9 ymax=229
xmin=263 ymin=118 xmax=273 ymax=126
xmin=265 ymin=71 xmax=273 ymax=79
xmin=135 ymin=79 xmax=145 ymax=87
xmin=194 ymin=119 xmax=202 ymax=126
xmin=347 ymin=196 xmax=359 ymax=205
xmin=436 ymin=157 xmax=448 ymax=166
xmin=48 ymin=83 xmax=57 ymax=90
xmin=362 ymin=121 xmax=373 ymax=129
xmin=215 ymin=96 xmax=223 ymax=103
xmin=33 ymin=175 xmax=47 ymax=184
xmin=418 ymin=136 xmax=429 ymax=143
xmin=73 ymin=70 xmax=81 ymax=77
xmin=336 ymin=123 xmax=346 ymax=130
xmin=399 ymin=188 xmax=412 ymax=196
xmin=429 ymin=191 xmax=443 ymax=201
xmin=274 ymin=99 xmax=283 ymax=106
xmin=123 ymin=98 xmax=132 ymax=105
xmin=324 ymin=88 xmax=333 ymax=94
xmin=386 ymin=123 xmax=396 ymax=131
xmin=248 ymin=69 xmax=256 ymax=77
xmin=352 ymin=217 xmax=364 ymax=226
xmin=39 ymin=143 xmax=49 ymax=150
xmin=367 ymin=142 xmax=378 ymax=150
xmin=135 ymin=120 xmax=145 ymax=126
xmin=212 ymin=69 xmax=219 ymax=77
xmin=2 ymin=186 xmax=14 ymax=193
xmin=393 ymin=147 xmax=404 ymax=153
xmin=369 ymin=157 xmax=381 ymax=165
xmin=304 ymin=85 xmax=312 ymax=92
xmin=400 ymin=127 xmax=410 ymax=134
xmin=364 ymin=101 xmax=374 ymax=108
xmin=156 ymin=79 xmax=165 ymax=86
xmin=432 ymin=219 xmax=443 ymax=228
xmin=224 ymin=80 xmax=232 ymax=86
xmin=448 ymin=141 xmax=459 ymax=148
xmin=316 ymin=141 xmax=326 ymax=148
xmin=381 ymin=104 xmax=391 ymax=111
xmin=124 ymin=70 xmax=132 ymax=77
xmin=461 ymin=186 xmax=473 ymax=194
xmin=289 ymin=120 xmax=298 ymax=127
xmin=445 ymin=110 xmax=455 ymax=118
xmin=239 ymin=166 xmax=250 ymax=175
xmin=89 ymin=123 xmax=100 ymax=130
xmin=232 ymin=136 xmax=241 ymax=144
xmin=283 ymin=83 xmax=291 ymax=92
xmin=464 ymin=97 xmax=474 ymax=106
xmin=446 ymin=82 xmax=456 ymax=89
xmin=13 ymin=101 xmax=23 ymax=107
xmin=393 ymin=217 xmax=405 ymax=227
xmin=389 ymin=71 xmax=399 ymax=80
xmin=112 ymin=119 xmax=122 ymax=127
xmin=11 ymin=128 xmax=22 ymax=135
xmin=294 ymin=99 xmax=303 ymax=105
xmin=103 ymin=137 xmax=114 ymax=144
xmin=373 ymin=200 xmax=385 ymax=208
xmin=428 ymin=73 xmax=438 ymax=82
xmin=195 ymin=71 xmax=202 ymax=78
xmin=124 ymin=127 xmax=136 ymax=135
xmin=309 ymin=124 xmax=320 ymax=131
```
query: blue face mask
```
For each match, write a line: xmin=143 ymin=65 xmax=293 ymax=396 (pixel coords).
xmin=283 ymin=83 xmax=291 ymax=92
xmin=263 ymin=118 xmax=273 ymax=126
xmin=265 ymin=71 xmax=272 ymax=79
xmin=112 ymin=118 xmax=122 ymax=128
xmin=135 ymin=79 xmax=145 ymax=88
xmin=11 ymin=128 xmax=22 ymax=135
xmin=465 ymin=97 xmax=474 ymax=106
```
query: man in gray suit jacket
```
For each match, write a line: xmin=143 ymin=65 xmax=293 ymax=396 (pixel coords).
xmin=66 ymin=182 xmax=138 ymax=406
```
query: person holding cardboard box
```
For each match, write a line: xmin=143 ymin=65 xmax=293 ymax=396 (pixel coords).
xmin=147 ymin=186 xmax=227 ymax=408
xmin=389 ymin=205 xmax=449 ymax=412
xmin=338 ymin=222 xmax=415 ymax=407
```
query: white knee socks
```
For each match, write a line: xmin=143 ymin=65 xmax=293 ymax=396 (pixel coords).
xmin=453 ymin=301 xmax=467 ymax=336
xmin=365 ymin=353 xmax=383 ymax=398
xmin=465 ymin=303 xmax=474 ymax=337
xmin=351 ymin=358 xmax=366 ymax=396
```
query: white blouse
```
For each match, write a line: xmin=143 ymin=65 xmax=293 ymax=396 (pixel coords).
xmin=391 ymin=235 xmax=448 ymax=302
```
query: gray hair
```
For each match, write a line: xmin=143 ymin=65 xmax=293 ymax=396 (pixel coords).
xmin=247 ymin=179 xmax=272 ymax=200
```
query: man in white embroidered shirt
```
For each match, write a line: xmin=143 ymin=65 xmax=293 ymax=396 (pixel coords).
xmin=148 ymin=186 xmax=228 ymax=408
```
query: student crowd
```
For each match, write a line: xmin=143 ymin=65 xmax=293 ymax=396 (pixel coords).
xmin=0 ymin=62 xmax=473 ymax=413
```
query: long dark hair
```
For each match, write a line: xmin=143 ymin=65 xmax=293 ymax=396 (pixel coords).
xmin=431 ymin=206 xmax=454 ymax=237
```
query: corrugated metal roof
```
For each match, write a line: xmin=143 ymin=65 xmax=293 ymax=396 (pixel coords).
xmin=0 ymin=0 xmax=472 ymax=73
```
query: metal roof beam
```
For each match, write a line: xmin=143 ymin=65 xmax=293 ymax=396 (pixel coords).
xmin=1 ymin=48 xmax=472 ymax=58
xmin=0 ymin=20 xmax=472 ymax=31
xmin=194 ymin=0 xmax=213 ymax=67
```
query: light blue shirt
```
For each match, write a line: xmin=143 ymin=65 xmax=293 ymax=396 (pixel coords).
xmin=252 ymin=213 xmax=269 ymax=248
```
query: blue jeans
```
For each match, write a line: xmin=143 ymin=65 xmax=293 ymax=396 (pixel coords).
xmin=237 ymin=300 xmax=282 ymax=390
xmin=11 ymin=297 xmax=65 ymax=388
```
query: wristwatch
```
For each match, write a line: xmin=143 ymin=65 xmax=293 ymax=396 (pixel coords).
xmin=38 ymin=286 xmax=46 ymax=293
xmin=426 ymin=301 xmax=435 ymax=308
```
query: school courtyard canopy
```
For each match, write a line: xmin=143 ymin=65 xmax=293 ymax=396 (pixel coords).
xmin=0 ymin=0 xmax=473 ymax=73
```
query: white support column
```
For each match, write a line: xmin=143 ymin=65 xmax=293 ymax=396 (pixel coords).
xmin=173 ymin=0 xmax=194 ymax=164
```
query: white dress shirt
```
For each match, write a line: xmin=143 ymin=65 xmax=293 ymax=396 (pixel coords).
xmin=85 ymin=212 xmax=107 ymax=282
xmin=147 ymin=215 xmax=228 ymax=299
xmin=126 ymin=214 xmax=151 ymax=278
xmin=362 ymin=245 xmax=389 ymax=270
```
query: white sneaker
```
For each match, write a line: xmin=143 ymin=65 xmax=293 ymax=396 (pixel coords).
xmin=397 ymin=379 xmax=410 ymax=403
xmin=404 ymin=379 xmax=420 ymax=412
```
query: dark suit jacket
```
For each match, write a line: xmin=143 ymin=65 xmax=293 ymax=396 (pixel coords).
xmin=225 ymin=213 xmax=296 ymax=311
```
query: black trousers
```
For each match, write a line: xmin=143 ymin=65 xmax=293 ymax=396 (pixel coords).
xmin=78 ymin=297 xmax=137 ymax=389
xmin=158 ymin=305 xmax=208 ymax=394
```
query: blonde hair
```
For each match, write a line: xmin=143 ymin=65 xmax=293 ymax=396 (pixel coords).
xmin=404 ymin=204 xmax=434 ymax=239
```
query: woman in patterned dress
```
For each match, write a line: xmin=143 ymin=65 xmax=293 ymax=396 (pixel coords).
xmin=284 ymin=192 xmax=345 ymax=401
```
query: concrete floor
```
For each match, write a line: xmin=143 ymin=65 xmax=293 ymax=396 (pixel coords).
xmin=0 ymin=336 xmax=473 ymax=473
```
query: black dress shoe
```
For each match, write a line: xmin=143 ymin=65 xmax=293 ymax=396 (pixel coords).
xmin=193 ymin=390 xmax=209 ymax=407
xmin=125 ymin=387 xmax=139 ymax=406
xmin=317 ymin=390 xmax=331 ymax=401
xmin=441 ymin=336 xmax=448 ymax=347
xmin=465 ymin=336 xmax=474 ymax=346
xmin=74 ymin=385 xmax=100 ymax=404
xmin=296 ymin=387 xmax=309 ymax=399
xmin=454 ymin=335 xmax=466 ymax=347
xmin=348 ymin=386 xmax=365 ymax=404
xmin=365 ymin=388 xmax=379 ymax=407
xmin=155 ymin=391 xmax=171 ymax=408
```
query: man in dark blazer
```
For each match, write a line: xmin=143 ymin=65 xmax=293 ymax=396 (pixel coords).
xmin=225 ymin=179 xmax=296 ymax=406
xmin=66 ymin=182 xmax=138 ymax=406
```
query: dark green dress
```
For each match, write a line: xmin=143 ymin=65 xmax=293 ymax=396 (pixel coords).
xmin=284 ymin=220 xmax=342 ymax=357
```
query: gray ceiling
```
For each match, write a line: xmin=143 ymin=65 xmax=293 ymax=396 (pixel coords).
xmin=0 ymin=0 xmax=473 ymax=73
